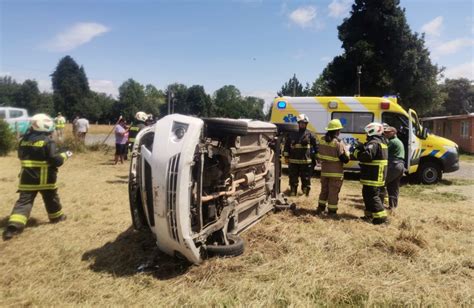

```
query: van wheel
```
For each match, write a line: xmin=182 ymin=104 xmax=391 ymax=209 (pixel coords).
xmin=206 ymin=234 xmax=245 ymax=257
xmin=204 ymin=118 xmax=248 ymax=137
xmin=417 ymin=162 xmax=442 ymax=184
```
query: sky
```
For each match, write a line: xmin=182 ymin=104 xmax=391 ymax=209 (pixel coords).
xmin=0 ymin=0 xmax=473 ymax=106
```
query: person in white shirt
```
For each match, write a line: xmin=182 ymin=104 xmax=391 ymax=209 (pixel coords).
xmin=74 ymin=116 xmax=89 ymax=143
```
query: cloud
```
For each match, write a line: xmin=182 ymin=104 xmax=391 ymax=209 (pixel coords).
xmin=432 ymin=38 xmax=474 ymax=57
xmin=44 ymin=22 xmax=109 ymax=52
xmin=288 ymin=6 xmax=319 ymax=29
xmin=89 ymin=79 xmax=118 ymax=97
xmin=328 ymin=0 xmax=352 ymax=18
xmin=0 ymin=71 xmax=11 ymax=76
xmin=443 ymin=61 xmax=474 ymax=80
xmin=421 ymin=16 xmax=443 ymax=37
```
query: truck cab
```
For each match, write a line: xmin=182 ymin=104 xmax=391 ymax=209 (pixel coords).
xmin=0 ymin=107 xmax=30 ymax=135
xmin=270 ymin=96 xmax=459 ymax=184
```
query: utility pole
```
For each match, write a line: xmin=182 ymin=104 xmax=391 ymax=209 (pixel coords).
xmin=167 ymin=91 xmax=174 ymax=115
xmin=357 ymin=65 xmax=362 ymax=96
xmin=292 ymin=73 xmax=296 ymax=97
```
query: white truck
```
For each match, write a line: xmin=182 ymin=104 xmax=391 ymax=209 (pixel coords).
xmin=0 ymin=107 xmax=30 ymax=135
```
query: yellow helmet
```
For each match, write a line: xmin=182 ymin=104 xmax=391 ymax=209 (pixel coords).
xmin=325 ymin=119 xmax=343 ymax=131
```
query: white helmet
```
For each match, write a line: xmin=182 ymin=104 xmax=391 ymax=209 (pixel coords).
xmin=365 ymin=122 xmax=384 ymax=136
xmin=135 ymin=111 xmax=147 ymax=122
xmin=30 ymin=113 xmax=54 ymax=132
xmin=296 ymin=114 xmax=309 ymax=123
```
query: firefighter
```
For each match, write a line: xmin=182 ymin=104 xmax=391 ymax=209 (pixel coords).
xmin=54 ymin=112 xmax=66 ymax=141
xmin=351 ymin=122 xmax=389 ymax=224
xmin=284 ymin=114 xmax=318 ymax=196
xmin=316 ymin=119 xmax=350 ymax=215
xmin=3 ymin=114 xmax=72 ymax=240
xmin=127 ymin=111 xmax=148 ymax=154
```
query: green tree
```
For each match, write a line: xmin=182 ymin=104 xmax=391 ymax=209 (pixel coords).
xmin=51 ymin=56 xmax=90 ymax=118
xmin=34 ymin=92 xmax=55 ymax=115
xmin=144 ymin=84 xmax=165 ymax=117
xmin=277 ymin=74 xmax=306 ymax=96
xmin=161 ymin=83 xmax=188 ymax=115
xmin=0 ymin=76 xmax=21 ymax=106
xmin=0 ymin=118 xmax=16 ymax=156
xmin=240 ymin=96 xmax=265 ymax=120
xmin=213 ymin=85 xmax=242 ymax=118
xmin=117 ymin=78 xmax=146 ymax=121
xmin=15 ymin=79 xmax=40 ymax=110
xmin=186 ymin=85 xmax=212 ymax=117
xmin=320 ymin=0 xmax=442 ymax=114
xmin=439 ymin=78 xmax=474 ymax=115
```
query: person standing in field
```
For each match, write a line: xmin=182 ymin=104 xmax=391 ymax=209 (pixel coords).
xmin=114 ymin=118 xmax=129 ymax=165
xmin=72 ymin=115 xmax=79 ymax=138
xmin=316 ymin=119 xmax=350 ymax=216
xmin=351 ymin=122 xmax=389 ymax=225
xmin=127 ymin=111 xmax=148 ymax=155
xmin=283 ymin=114 xmax=318 ymax=196
xmin=54 ymin=112 xmax=66 ymax=141
xmin=382 ymin=126 xmax=405 ymax=210
xmin=3 ymin=114 xmax=72 ymax=240
xmin=75 ymin=115 xmax=89 ymax=143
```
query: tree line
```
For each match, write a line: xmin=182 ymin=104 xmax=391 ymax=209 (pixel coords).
xmin=1 ymin=0 xmax=472 ymax=122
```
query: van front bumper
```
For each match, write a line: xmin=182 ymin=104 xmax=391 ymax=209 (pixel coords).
xmin=442 ymin=151 xmax=460 ymax=173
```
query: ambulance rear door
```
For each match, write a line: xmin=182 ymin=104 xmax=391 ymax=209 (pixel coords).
xmin=407 ymin=109 xmax=421 ymax=173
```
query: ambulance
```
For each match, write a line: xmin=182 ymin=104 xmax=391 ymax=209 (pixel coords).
xmin=270 ymin=96 xmax=459 ymax=184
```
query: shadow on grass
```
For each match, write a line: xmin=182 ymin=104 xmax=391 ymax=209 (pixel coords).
xmin=291 ymin=208 xmax=361 ymax=221
xmin=82 ymin=227 xmax=192 ymax=280
xmin=106 ymin=180 xmax=128 ymax=184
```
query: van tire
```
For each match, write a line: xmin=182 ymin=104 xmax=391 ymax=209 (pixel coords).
xmin=417 ymin=161 xmax=442 ymax=184
xmin=206 ymin=234 xmax=245 ymax=257
xmin=275 ymin=123 xmax=299 ymax=133
xmin=204 ymin=118 xmax=248 ymax=137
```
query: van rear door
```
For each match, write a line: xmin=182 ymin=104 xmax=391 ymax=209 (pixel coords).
xmin=407 ymin=109 xmax=421 ymax=173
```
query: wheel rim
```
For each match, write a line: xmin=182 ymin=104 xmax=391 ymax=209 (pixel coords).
xmin=423 ymin=167 xmax=438 ymax=183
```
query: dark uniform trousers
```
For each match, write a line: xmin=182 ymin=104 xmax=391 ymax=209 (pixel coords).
xmin=385 ymin=161 xmax=404 ymax=209
xmin=289 ymin=163 xmax=312 ymax=190
xmin=362 ymin=185 xmax=385 ymax=217
xmin=9 ymin=190 xmax=63 ymax=229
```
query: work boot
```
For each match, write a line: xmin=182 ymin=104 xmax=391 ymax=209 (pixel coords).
xmin=359 ymin=215 xmax=372 ymax=222
xmin=50 ymin=214 xmax=67 ymax=224
xmin=290 ymin=186 xmax=298 ymax=196
xmin=315 ymin=205 xmax=326 ymax=215
xmin=302 ymin=187 xmax=310 ymax=197
xmin=2 ymin=226 xmax=22 ymax=241
xmin=328 ymin=209 xmax=338 ymax=217
xmin=372 ymin=217 xmax=389 ymax=225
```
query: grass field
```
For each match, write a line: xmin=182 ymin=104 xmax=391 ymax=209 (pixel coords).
xmin=0 ymin=150 xmax=473 ymax=306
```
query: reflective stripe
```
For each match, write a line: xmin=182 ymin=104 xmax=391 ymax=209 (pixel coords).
xmin=380 ymin=144 xmax=388 ymax=149
xmin=353 ymin=149 xmax=360 ymax=158
xmin=321 ymin=172 xmax=343 ymax=178
xmin=372 ymin=210 xmax=387 ymax=218
xmin=359 ymin=160 xmax=387 ymax=166
xmin=318 ymin=200 xmax=327 ymax=205
xmin=48 ymin=210 xmax=63 ymax=219
xmin=130 ymin=127 xmax=140 ymax=131
xmin=9 ymin=214 xmax=28 ymax=225
xmin=60 ymin=153 xmax=68 ymax=160
xmin=289 ymin=159 xmax=312 ymax=164
xmin=40 ymin=166 xmax=47 ymax=185
xmin=317 ymin=154 xmax=339 ymax=161
xmin=18 ymin=184 xmax=57 ymax=190
xmin=283 ymin=152 xmax=289 ymax=156
xmin=128 ymin=138 xmax=136 ymax=142
xmin=293 ymin=144 xmax=310 ymax=149
xmin=327 ymin=204 xmax=338 ymax=209
xmin=360 ymin=179 xmax=385 ymax=187
xmin=21 ymin=160 xmax=48 ymax=167
xmin=20 ymin=140 xmax=45 ymax=147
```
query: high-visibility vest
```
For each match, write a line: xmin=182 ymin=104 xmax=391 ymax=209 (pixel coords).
xmin=55 ymin=116 xmax=66 ymax=129
xmin=17 ymin=132 xmax=68 ymax=191
xmin=317 ymin=136 xmax=348 ymax=179
xmin=127 ymin=122 xmax=146 ymax=143
xmin=354 ymin=136 xmax=388 ymax=187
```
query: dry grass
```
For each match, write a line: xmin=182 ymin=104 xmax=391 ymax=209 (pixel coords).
xmin=0 ymin=153 xmax=473 ymax=306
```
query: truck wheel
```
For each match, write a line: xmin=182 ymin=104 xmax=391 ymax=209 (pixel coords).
xmin=275 ymin=123 xmax=299 ymax=133
xmin=417 ymin=162 xmax=442 ymax=184
xmin=206 ymin=234 xmax=245 ymax=257
xmin=204 ymin=118 xmax=248 ymax=137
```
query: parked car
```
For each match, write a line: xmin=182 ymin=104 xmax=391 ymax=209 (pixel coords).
xmin=128 ymin=114 xmax=291 ymax=264
xmin=0 ymin=107 xmax=30 ymax=135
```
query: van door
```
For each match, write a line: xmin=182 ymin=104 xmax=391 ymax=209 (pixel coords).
xmin=407 ymin=109 xmax=421 ymax=173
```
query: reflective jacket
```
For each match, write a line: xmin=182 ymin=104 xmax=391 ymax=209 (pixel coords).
xmin=17 ymin=132 xmax=68 ymax=191
xmin=127 ymin=122 xmax=146 ymax=144
xmin=317 ymin=135 xmax=349 ymax=179
xmin=284 ymin=129 xmax=318 ymax=164
xmin=54 ymin=116 xmax=66 ymax=128
xmin=353 ymin=135 xmax=388 ymax=187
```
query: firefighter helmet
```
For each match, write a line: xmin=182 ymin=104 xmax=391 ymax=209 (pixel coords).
xmin=325 ymin=119 xmax=343 ymax=131
xmin=135 ymin=111 xmax=148 ymax=122
xmin=364 ymin=122 xmax=384 ymax=136
xmin=30 ymin=113 xmax=54 ymax=132
xmin=296 ymin=114 xmax=309 ymax=123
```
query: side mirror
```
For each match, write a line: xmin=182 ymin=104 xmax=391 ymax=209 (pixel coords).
xmin=421 ymin=127 xmax=428 ymax=139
